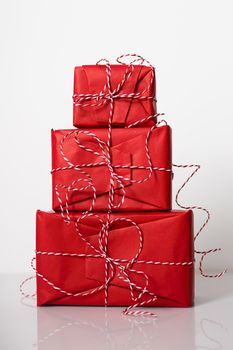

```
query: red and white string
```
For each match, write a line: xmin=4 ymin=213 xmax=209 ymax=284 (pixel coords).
xmin=173 ymin=163 xmax=227 ymax=278
xmin=73 ymin=54 xmax=155 ymax=112
xmin=20 ymin=54 xmax=226 ymax=317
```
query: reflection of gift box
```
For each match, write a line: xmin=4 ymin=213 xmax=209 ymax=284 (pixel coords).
xmin=73 ymin=65 xmax=156 ymax=128
xmin=36 ymin=210 xmax=194 ymax=307
xmin=37 ymin=306 xmax=195 ymax=350
xmin=51 ymin=125 xmax=172 ymax=212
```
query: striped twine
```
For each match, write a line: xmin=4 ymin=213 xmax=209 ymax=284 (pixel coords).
xmin=20 ymin=54 xmax=226 ymax=318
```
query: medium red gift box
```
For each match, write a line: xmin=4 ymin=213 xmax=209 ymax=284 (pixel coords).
xmin=51 ymin=124 xmax=172 ymax=212
xmin=36 ymin=210 xmax=194 ymax=307
xmin=73 ymin=64 xmax=156 ymax=128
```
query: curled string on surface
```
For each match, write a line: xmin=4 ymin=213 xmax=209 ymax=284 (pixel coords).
xmin=20 ymin=54 xmax=226 ymax=317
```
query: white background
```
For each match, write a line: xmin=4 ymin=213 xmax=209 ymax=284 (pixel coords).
xmin=0 ymin=0 xmax=232 ymax=274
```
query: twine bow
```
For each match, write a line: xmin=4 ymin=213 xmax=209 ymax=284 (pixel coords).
xmin=73 ymin=54 xmax=155 ymax=118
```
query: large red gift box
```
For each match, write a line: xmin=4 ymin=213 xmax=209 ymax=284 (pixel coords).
xmin=36 ymin=210 xmax=194 ymax=307
xmin=73 ymin=64 xmax=156 ymax=128
xmin=51 ymin=124 xmax=172 ymax=212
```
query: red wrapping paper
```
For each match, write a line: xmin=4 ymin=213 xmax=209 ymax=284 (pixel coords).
xmin=73 ymin=65 xmax=156 ymax=128
xmin=36 ymin=210 xmax=194 ymax=307
xmin=51 ymin=125 xmax=172 ymax=212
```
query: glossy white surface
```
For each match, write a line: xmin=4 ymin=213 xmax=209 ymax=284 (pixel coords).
xmin=1 ymin=273 xmax=232 ymax=349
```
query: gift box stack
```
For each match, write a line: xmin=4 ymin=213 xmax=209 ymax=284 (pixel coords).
xmin=36 ymin=55 xmax=194 ymax=314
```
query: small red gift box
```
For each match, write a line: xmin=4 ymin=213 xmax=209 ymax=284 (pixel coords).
xmin=73 ymin=64 xmax=156 ymax=128
xmin=51 ymin=125 xmax=172 ymax=212
xmin=36 ymin=210 xmax=194 ymax=307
